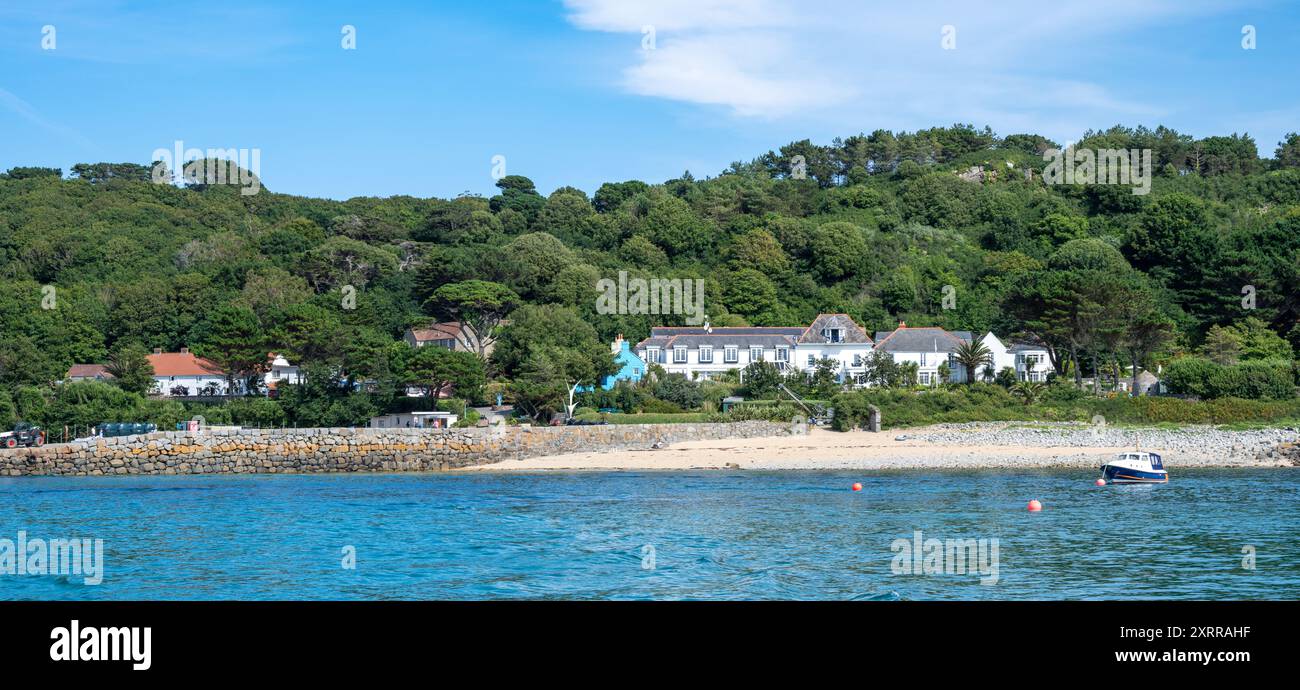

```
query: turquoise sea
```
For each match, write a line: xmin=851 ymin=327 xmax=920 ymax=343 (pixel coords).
xmin=1 ymin=469 xmax=1296 ymax=600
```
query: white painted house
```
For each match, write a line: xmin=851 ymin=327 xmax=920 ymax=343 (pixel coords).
xmin=263 ymin=353 xmax=302 ymax=397
xmin=148 ymin=348 xmax=234 ymax=397
xmin=634 ymin=315 xmax=878 ymax=387
xmin=636 ymin=325 xmax=806 ymax=380
xmin=635 ymin=314 xmax=880 ymax=384
xmin=872 ymin=324 xmax=972 ymax=385
xmin=790 ymin=314 xmax=877 ymax=383
xmin=1004 ymin=340 xmax=1054 ymax=382
xmin=872 ymin=326 xmax=1054 ymax=385
xmin=634 ymin=315 xmax=1054 ymax=387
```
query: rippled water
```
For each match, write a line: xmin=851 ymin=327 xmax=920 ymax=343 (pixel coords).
xmin=1 ymin=469 xmax=1296 ymax=600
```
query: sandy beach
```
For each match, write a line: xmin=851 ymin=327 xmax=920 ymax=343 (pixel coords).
xmin=460 ymin=423 xmax=1300 ymax=472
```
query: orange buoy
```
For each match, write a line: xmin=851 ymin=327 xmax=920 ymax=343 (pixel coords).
xmin=1094 ymin=478 xmax=1106 ymax=486
xmin=1027 ymin=499 xmax=1043 ymax=511
xmin=852 ymin=482 xmax=862 ymax=492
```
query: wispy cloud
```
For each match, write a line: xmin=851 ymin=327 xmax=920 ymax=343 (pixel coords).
xmin=0 ymin=86 xmax=98 ymax=151
xmin=565 ymin=0 xmax=795 ymax=32
xmin=624 ymin=32 xmax=850 ymax=118
xmin=564 ymin=0 xmax=1239 ymax=136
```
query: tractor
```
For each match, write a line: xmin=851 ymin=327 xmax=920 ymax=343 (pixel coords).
xmin=1 ymin=422 xmax=46 ymax=448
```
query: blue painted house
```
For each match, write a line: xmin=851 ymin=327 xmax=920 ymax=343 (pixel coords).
xmin=600 ymin=335 xmax=646 ymax=390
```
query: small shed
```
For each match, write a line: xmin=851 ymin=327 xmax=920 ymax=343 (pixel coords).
xmin=368 ymin=411 xmax=458 ymax=429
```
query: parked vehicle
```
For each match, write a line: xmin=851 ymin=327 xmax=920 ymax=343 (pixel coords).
xmin=95 ymin=422 xmax=158 ymax=438
xmin=1 ymin=422 xmax=46 ymax=448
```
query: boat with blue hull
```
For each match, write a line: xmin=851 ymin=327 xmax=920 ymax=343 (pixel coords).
xmin=1101 ymin=451 xmax=1168 ymax=484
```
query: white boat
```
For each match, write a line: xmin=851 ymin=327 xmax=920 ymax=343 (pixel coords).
xmin=1101 ymin=451 xmax=1168 ymax=484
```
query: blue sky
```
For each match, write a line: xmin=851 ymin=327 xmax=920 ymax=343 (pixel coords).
xmin=1 ymin=0 xmax=1297 ymax=200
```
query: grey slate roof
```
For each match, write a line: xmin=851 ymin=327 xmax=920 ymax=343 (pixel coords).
xmin=639 ymin=315 xmax=873 ymax=350
xmin=648 ymin=326 xmax=803 ymax=337
xmin=798 ymin=314 xmax=872 ymax=344
xmin=636 ymin=333 xmax=797 ymax=349
xmin=873 ymin=327 xmax=971 ymax=353
xmin=638 ymin=324 xmax=807 ymax=351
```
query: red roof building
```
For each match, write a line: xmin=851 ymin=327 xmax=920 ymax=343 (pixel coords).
xmin=65 ymin=364 xmax=114 ymax=381
xmin=147 ymin=348 xmax=233 ymax=397
xmin=147 ymin=348 xmax=225 ymax=377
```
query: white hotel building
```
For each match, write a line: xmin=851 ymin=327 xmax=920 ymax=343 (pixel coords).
xmin=634 ymin=314 xmax=1052 ymax=385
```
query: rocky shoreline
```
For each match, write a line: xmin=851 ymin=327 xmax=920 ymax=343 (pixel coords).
xmin=464 ymin=422 xmax=1300 ymax=471
xmin=2 ymin=421 xmax=1294 ymax=476
xmin=899 ymin=422 xmax=1300 ymax=468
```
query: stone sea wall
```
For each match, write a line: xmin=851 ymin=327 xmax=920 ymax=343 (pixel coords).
xmin=0 ymin=422 xmax=791 ymax=477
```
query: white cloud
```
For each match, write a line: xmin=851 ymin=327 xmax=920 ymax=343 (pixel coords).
xmin=564 ymin=0 xmax=793 ymax=32
xmin=563 ymin=0 xmax=1239 ymax=137
xmin=623 ymin=33 xmax=850 ymax=117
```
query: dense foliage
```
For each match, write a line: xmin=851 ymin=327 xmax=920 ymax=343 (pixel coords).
xmin=831 ymin=384 xmax=1300 ymax=430
xmin=2 ymin=123 xmax=1298 ymax=430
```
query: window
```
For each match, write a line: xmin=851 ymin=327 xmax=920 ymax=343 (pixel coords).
xmin=699 ymin=346 xmax=713 ymax=364
xmin=724 ymin=346 xmax=739 ymax=363
xmin=749 ymin=346 xmax=764 ymax=362
xmin=823 ymin=328 xmax=842 ymax=343
xmin=807 ymin=354 xmax=816 ymax=366
xmin=852 ymin=354 xmax=862 ymax=367
xmin=673 ymin=346 xmax=687 ymax=364
xmin=646 ymin=347 xmax=661 ymax=363
xmin=776 ymin=347 xmax=789 ymax=362
xmin=920 ymin=372 xmax=931 ymax=385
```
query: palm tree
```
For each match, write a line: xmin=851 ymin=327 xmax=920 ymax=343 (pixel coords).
xmin=1011 ymin=380 xmax=1046 ymax=405
xmin=953 ymin=336 xmax=994 ymax=385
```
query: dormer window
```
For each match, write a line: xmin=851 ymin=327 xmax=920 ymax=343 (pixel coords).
xmin=823 ymin=328 xmax=842 ymax=343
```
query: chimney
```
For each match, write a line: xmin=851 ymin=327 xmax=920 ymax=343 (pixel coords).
xmin=153 ymin=348 xmax=162 ymax=355
xmin=612 ymin=334 xmax=623 ymax=354
xmin=899 ymin=321 xmax=907 ymax=328
xmin=180 ymin=347 xmax=189 ymax=354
